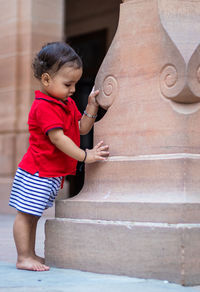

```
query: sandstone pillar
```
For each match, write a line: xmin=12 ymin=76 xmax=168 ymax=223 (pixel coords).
xmin=0 ymin=0 xmax=64 ymax=214
xmin=45 ymin=0 xmax=200 ymax=286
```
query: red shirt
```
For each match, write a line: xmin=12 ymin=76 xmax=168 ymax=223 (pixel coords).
xmin=19 ymin=90 xmax=82 ymax=177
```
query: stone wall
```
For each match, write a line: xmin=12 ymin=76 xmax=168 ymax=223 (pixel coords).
xmin=0 ymin=0 xmax=64 ymax=214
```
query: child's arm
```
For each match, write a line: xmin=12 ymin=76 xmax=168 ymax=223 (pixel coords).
xmin=79 ymin=88 xmax=99 ymax=135
xmin=48 ymin=129 xmax=109 ymax=163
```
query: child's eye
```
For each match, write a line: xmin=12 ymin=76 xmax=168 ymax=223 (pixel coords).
xmin=65 ymin=84 xmax=71 ymax=87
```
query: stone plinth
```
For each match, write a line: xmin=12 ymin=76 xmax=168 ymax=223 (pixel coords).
xmin=45 ymin=0 xmax=200 ymax=286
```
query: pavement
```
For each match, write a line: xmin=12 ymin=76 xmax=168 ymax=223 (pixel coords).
xmin=1 ymin=214 xmax=200 ymax=292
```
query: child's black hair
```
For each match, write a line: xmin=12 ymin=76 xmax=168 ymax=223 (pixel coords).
xmin=32 ymin=42 xmax=83 ymax=80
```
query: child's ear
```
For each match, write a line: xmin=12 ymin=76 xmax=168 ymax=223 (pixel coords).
xmin=41 ymin=73 xmax=51 ymax=86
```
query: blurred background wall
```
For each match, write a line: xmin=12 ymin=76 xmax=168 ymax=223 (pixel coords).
xmin=0 ymin=0 xmax=121 ymax=215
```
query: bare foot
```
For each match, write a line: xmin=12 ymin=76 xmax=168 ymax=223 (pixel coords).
xmin=16 ymin=257 xmax=50 ymax=271
xmin=34 ymin=255 xmax=45 ymax=264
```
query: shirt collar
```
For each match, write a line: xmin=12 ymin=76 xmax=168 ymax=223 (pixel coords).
xmin=35 ymin=90 xmax=69 ymax=110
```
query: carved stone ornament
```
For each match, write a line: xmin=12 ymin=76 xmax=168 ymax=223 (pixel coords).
xmin=46 ymin=0 xmax=200 ymax=286
xmin=97 ymin=76 xmax=117 ymax=109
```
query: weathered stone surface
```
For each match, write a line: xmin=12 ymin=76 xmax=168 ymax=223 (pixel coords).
xmin=46 ymin=0 xmax=200 ymax=285
xmin=0 ymin=134 xmax=15 ymax=176
xmin=56 ymin=156 xmax=200 ymax=223
xmin=46 ymin=218 xmax=194 ymax=285
xmin=0 ymin=89 xmax=16 ymax=131
xmin=0 ymin=0 xmax=64 ymax=214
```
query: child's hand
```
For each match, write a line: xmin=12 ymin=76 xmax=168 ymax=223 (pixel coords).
xmin=88 ymin=86 xmax=99 ymax=107
xmin=85 ymin=141 xmax=109 ymax=163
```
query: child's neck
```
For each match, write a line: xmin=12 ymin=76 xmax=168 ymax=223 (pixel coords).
xmin=39 ymin=89 xmax=67 ymax=104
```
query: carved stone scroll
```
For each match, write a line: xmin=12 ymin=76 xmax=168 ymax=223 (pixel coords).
xmin=46 ymin=0 xmax=200 ymax=286
xmin=96 ymin=75 xmax=118 ymax=109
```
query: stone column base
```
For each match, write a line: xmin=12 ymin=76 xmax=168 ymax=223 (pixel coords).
xmin=45 ymin=217 xmax=200 ymax=286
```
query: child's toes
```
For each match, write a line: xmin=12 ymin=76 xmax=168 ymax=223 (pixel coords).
xmin=37 ymin=263 xmax=49 ymax=271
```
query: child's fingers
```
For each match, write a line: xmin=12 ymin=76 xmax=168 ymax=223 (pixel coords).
xmin=95 ymin=155 xmax=108 ymax=161
xmin=89 ymin=86 xmax=95 ymax=95
xmin=90 ymin=88 xmax=99 ymax=96
xmin=94 ymin=89 xmax=100 ymax=95
xmin=99 ymin=151 xmax=109 ymax=157
xmin=96 ymin=148 xmax=109 ymax=158
xmin=92 ymin=141 xmax=109 ymax=162
xmin=90 ymin=86 xmax=99 ymax=93
xmin=99 ymin=145 xmax=109 ymax=151
xmin=95 ymin=141 xmax=104 ymax=149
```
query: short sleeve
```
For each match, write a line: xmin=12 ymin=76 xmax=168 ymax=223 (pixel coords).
xmin=36 ymin=102 xmax=64 ymax=135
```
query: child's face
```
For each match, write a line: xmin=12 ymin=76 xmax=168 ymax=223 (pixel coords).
xmin=41 ymin=65 xmax=83 ymax=101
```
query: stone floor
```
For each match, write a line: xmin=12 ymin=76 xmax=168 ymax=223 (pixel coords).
xmin=0 ymin=214 xmax=200 ymax=292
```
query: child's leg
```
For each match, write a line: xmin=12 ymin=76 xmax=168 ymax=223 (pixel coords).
xmin=29 ymin=216 xmax=45 ymax=263
xmin=13 ymin=211 xmax=49 ymax=271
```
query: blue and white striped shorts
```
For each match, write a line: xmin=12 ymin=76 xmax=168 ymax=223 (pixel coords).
xmin=9 ymin=168 xmax=62 ymax=217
